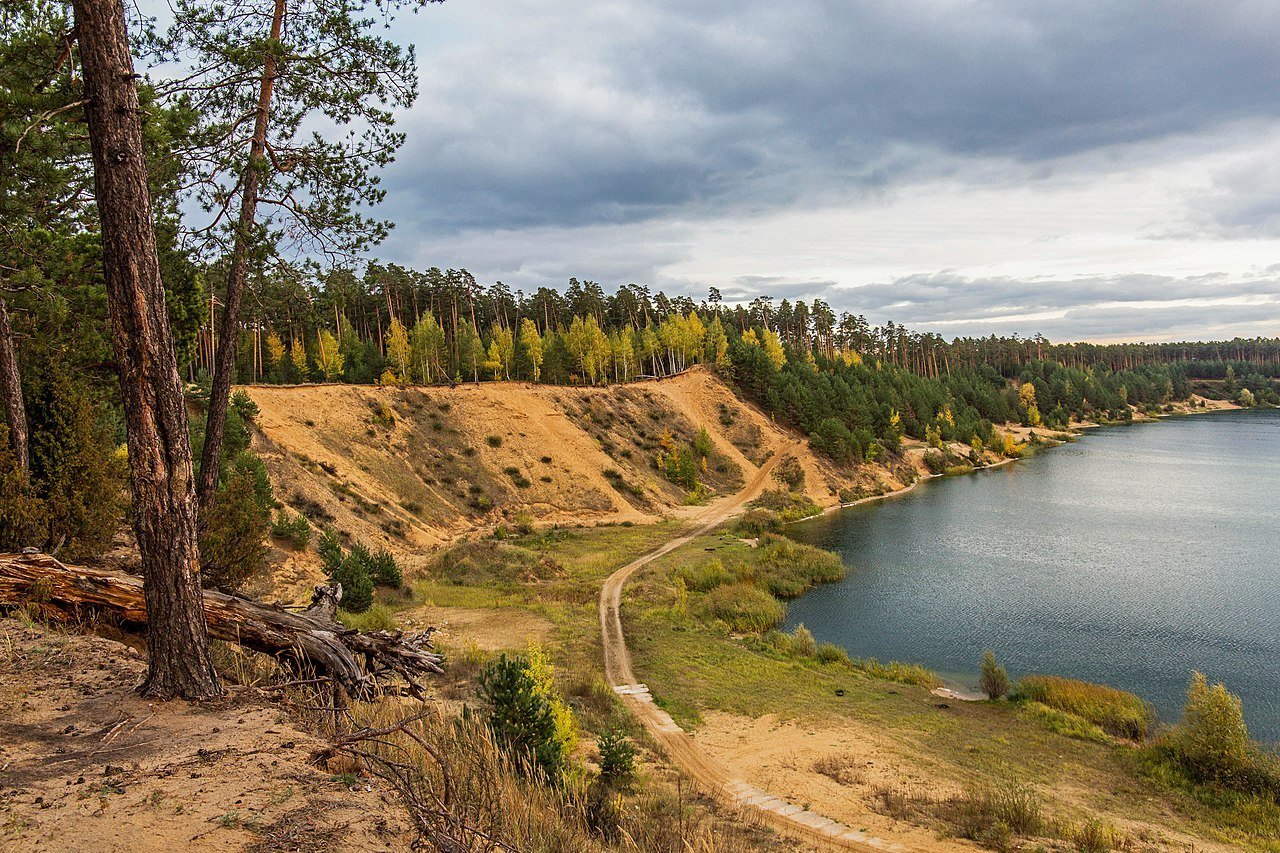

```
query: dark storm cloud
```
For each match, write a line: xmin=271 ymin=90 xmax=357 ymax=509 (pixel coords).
xmin=386 ymin=0 xmax=1280 ymax=235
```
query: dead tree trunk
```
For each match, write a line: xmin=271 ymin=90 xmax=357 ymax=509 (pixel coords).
xmin=196 ymin=0 xmax=287 ymax=512
xmin=0 ymin=298 xmax=28 ymax=472
xmin=0 ymin=554 xmax=443 ymax=697
xmin=72 ymin=0 xmax=222 ymax=700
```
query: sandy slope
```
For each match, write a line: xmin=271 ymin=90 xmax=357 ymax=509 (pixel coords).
xmin=244 ymin=368 xmax=850 ymax=565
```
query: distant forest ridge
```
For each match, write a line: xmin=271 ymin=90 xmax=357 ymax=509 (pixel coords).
xmin=188 ymin=264 xmax=1280 ymax=387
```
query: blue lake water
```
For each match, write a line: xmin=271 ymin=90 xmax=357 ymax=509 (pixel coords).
xmin=784 ymin=408 xmax=1280 ymax=742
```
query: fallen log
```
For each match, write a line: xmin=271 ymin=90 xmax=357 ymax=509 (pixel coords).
xmin=0 ymin=552 xmax=443 ymax=698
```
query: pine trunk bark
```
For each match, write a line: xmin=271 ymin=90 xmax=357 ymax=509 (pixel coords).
xmin=0 ymin=299 xmax=28 ymax=472
xmin=196 ymin=0 xmax=286 ymax=511
xmin=72 ymin=0 xmax=222 ymax=700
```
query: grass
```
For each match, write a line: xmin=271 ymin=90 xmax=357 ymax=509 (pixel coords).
xmin=1011 ymin=674 xmax=1155 ymax=740
xmin=341 ymin=511 xmax=1280 ymax=852
xmin=699 ymin=583 xmax=785 ymax=632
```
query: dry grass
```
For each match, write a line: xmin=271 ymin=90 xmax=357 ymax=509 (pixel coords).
xmin=1012 ymin=674 xmax=1155 ymax=740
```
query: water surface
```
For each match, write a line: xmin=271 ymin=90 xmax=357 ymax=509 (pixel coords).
xmin=785 ymin=408 xmax=1280 ymax=741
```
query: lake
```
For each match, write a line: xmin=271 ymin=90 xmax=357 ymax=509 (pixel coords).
xmin=785 ymin=408 xmax=1280 ymax=742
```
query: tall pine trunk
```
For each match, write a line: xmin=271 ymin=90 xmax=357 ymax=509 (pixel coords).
xmin=0 ymin=299 xmax=28 ymax=472
xmin=72 ymin=0 xmax=222 ymax=700
xmin=196 ymin=0 xmax=286 ymax=511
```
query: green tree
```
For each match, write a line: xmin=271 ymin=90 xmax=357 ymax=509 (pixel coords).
xmin=165 ymin=0 xmax=444 ymax=509
xmin=478 ymin=654 xmax=567 ymax=780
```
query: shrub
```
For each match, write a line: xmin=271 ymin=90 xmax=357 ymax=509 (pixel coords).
xmin=596 ymin=728 xmax=636 ymax=785
xmin=751 ymin=536 xmax=846 ymax=598
xmin=270 ymin=508 xmax=312 ymax=549
xmin=751 ymin=489 xmax=821 ymax=522
xmin=0 ymin=433 xmax=46 ymax=551
xmin=329 ymin=554 xmax=374 ymax=613
xmin=736 ymin=507 xmax=781 ymax=536
xmin=231 ymin=389 xmax=259 ymax=422
xmin=478 ymin=654 xmax=567 ymax=781
xmin=923 ymin=450 xmax=947 ymax=475
xmin=773 ymin=455 xmax=805 ymax=491
xmin=693 ymin=426 xmax=713 ymax=459
xmin=1011 ymin=674 xmax=1153 ymax=740
xmin=20 ymin=371 xmax=126 ymax=559
xmin=486 ymin=434 xmax=503 ymax=447
xmin=366 ymin=547 xmax=403 ymax=587
xmin=979 ymin=649 xmax=1010 ymax=699
xmin=676 ymin=557 xmax=733 ymax=592
xmin=816 ymin=642 xmax=848 ymax=664
xmin=318 ymin=528 xmax=344 ymax=572
xmin=339 ymin=603 xmax=399 ymax=632
xmin=700 ymin=583 xmax=785 ymax=632
xmin=790 ymin=623 xmax=817 ymax=657
xmin=200 ymin=468 xmax=271 ymax=592
xmin=1176 ymin=671 xmax=1252 ymax=783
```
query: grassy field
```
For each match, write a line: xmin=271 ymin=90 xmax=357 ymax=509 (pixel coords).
xmin=357 ymin=518 xmax=1280 ymax=851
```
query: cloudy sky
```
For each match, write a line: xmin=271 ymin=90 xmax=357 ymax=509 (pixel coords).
xmin=373 ymin=0 xmax=1280 ymax=342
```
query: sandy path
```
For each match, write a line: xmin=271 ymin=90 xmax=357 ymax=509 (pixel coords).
xmin=598 ymin=444 xmax=913 ymax=852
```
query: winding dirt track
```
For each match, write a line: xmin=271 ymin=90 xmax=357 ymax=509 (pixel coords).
xmin=598 ymin=447 xmax=906 ymax=851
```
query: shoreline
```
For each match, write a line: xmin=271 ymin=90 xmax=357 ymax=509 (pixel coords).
xmin=813 ymin=395 xmax=1259 ymax=521
xmin=785 ymin=399 xmax=1270 ymax=702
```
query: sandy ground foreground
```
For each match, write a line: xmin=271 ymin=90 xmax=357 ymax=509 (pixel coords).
xmin=0 ymin=619 xmax=410 ymax=852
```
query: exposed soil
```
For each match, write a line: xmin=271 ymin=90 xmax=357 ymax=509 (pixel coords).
xmin=243 ymin=368 xmax=858 ymax=561
xmin=0 ymin=618 xmax=410 ymax=852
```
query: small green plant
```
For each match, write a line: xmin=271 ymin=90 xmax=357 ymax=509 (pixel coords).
xmin=329 ymin=555 xmax=374 ymax=613
xmin=486 ymin=434 xmax=503 ymax=447
xmin=1175 ymin=671 xmax=1253 ymax=783
xmin=478 ymin=654 xmax=569 ymax=781
xmin=270 ymin=508 xmax=311 ymax=549
xmin=596 ymin=728 xmax=636 ymax=785
xmin=980 ymin=649 xmax=1010 ymax=699
xmin=790 ymin=623 xmax=817 ymax=657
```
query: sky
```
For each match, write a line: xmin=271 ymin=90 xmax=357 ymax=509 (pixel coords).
xmin=262 ymin=1 xmax=1280 ymax=341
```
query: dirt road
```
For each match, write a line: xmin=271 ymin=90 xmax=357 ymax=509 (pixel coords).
xmin=598 ymin=447 xmax=907 ymax=852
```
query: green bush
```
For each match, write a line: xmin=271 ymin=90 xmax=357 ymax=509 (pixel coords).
xmin=366 ymin=547 xmax=403 ymax=587
xmin=751 ymin=536 xmax=845 ymax=599
xmin=486 ymin=434 xmax=503 ymax=447
xmin=200 ymin=468 xmax=271 ymax=592
xmin=19 ymin=371 xmax=126 ymax=559
xmin=735 ymin=508 xmax=781 ymax=537
xmin=816 ymin=642 xmax=848 ymax=664
xmin=1011 ymin=674 xmax=1154 ymax=740
xmin=1176 ymin=672 xmax=1252 ymax=784
xmin=339 ymin=603 xmax=398 ymax=632
xmin=329 ymin=554 xmax=374 ymax=613
xmin=751 ymin=488 xmax=821 ymax=522
xmin=478 ymin=654 xmax=566 ymax=780
xmin=270 ymin=508 xmax=311 ymax=549
xmin=773 ymin=455 xmax=806 ymax=491
xmin=231 ymin=389 xmax=259 ymax=422
xmin=596 ymin=728 xmax=636 ymax=784
xmin=700 ymin=583 xmax=785 ymax=632
xmin=980 ymin=649 xmax=1010 ymax=700
xmin=676 ymin=558 xmax=733 ymax=592
xmin=790 ymin=623 xmax=817 ymax=657
xmin=923 ymin=450 xmax=947 ymax=475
